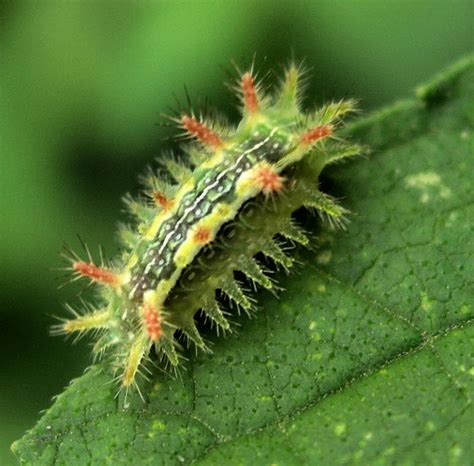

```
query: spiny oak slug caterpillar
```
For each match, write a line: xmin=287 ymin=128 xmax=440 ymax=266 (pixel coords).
xmin=54 ymin=62 xmax=362 ymax=398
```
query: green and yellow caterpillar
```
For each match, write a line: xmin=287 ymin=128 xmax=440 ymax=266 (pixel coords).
xmin=55 ymin=63 xmax=361 ymax=396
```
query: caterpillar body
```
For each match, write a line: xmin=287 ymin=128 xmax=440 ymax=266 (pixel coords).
xmin=56 ymin=64 xmax=361 ymax=396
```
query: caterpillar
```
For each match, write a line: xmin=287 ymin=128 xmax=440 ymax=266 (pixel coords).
xmin=55 ymin=62 xmax=362 ymax=397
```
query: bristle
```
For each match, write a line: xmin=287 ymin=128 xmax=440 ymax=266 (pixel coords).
xmin=253 ymin=163 xmax=285 ymax=195
xmin=241 ymin=72 xmax=259 ymax=113
xmin=302 ymin=189 xmax=349 ymax=229
xmin=162 ymin=158 xmax=193 ymax=184
xmin=117 ymin=222 xmax=138 ymax=248
xmin=123 ymin=194 xmax=153 ymax=221
xmin=142 ymin=170 xmax=177 ymax=214
xmin=141 ymin=169 xmax=177 ymax=196
xmin=92 ymin=334 xmax=117 ymax=360
xmin=122 ymin=334 xmax=150 ymax=388
xmin=300 ymin=124 xmax=333 ymax=145
xmin=73 ymin=261 xmax=119 ymax=286
xmin=275 ymin=64 xmax=300 ymax=109
xmin=260 ymin=240 xmax=293 ymax=269
xmin=62 ymin=309 xmax=111 ymax=334
xmin=323 ymin=144 xmax=362 ymax=165
xmin=202 ymin=300 xmax=230 ymax=330
xmin=318 ymin=99 xmax=357 ymax=125
xmin=220 ymin=279 xmax=252 ymax=310
xmin=157 ymin=337 xmax=180 ymax=367
xmin=280 ymin=220 xmax=309 ymax=245
xmin=181 ymin=322 xmax=207 ymax=350
xmin=181 ymin=115 xmax=223 ymax=149
xmin=238 ymin=257 xmax=273 ymax=289
xmin=143 ymin=302 xmax=162 ymax=341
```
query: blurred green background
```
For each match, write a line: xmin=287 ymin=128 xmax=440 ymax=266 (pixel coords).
xmin=0 ymin=1 xmax=472 ymax=464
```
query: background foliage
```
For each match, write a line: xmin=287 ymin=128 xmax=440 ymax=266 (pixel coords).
xmin=1 ymin=1 xmax=472 ymax=465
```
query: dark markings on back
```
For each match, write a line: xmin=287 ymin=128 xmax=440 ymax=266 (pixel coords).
xmin=128 ymin=130 xmax=289 ymax=300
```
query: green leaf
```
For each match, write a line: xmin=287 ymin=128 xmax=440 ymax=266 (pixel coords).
xmin=12 ymin=57 xmax=473 ymax=466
